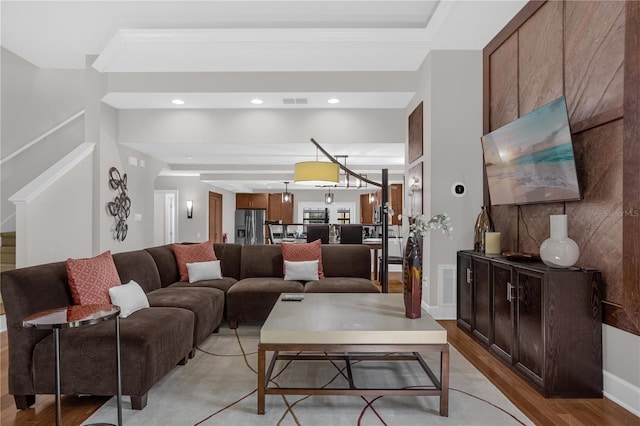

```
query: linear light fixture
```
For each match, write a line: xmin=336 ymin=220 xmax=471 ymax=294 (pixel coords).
xmin=298 ymin=138 xmax=391 ymax=292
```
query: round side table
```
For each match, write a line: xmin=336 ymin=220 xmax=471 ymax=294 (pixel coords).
xmin=23 ymin=304 xmax=122 ymax=426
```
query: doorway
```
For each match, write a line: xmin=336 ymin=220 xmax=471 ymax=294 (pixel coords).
xmin=208 ymin=192 xmax=223 ymax=243
xmin=154 ymin=190 xmax=178 ymax=245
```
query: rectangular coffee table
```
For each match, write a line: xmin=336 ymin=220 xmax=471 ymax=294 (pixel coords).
xmin=257 ymin=293 xmax=449 ymax=416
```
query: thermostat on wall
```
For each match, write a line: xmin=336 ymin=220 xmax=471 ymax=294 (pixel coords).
xmin=451 ymin=182 xmax=466 ymax=197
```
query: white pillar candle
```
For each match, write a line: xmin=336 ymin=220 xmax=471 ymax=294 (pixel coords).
xmin=485 ymin=232 xmax=501 ymax=255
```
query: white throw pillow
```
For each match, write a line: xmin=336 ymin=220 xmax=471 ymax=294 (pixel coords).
xmin=284 ymin=260 xmax=319 ymax=281
xmin=187 ymin=260 xmax=222 ymax=283
xmin=108 ymin=280 xmax=149 ymax=318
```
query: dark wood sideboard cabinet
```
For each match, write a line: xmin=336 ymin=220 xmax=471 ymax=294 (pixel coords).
xmin=456 ymin=250 xmax=603 ymax=398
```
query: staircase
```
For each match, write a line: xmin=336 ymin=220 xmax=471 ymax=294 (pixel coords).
xmin=1 ymin=232 xmax=16 ymax=314
xmin=1 ymin=232 xmax=16 ymax=272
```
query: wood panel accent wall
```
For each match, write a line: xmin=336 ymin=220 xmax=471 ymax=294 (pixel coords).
xmin=408 ymin=102 xmax=423 ymax=163
xmin=483 ymin=1 xmax=639 ymax=335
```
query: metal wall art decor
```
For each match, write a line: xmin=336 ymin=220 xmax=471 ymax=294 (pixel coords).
xmin=106 ymin=167 xmax=130 ymax=241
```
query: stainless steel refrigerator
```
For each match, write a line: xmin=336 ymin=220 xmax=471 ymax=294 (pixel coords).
xmin=234 ymin=210 xmax=266 ymax=245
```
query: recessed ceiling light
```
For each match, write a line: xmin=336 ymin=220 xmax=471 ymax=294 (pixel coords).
xmin=171 ymin=99 xmax=185 ymax=105
xmin=328 ymin=98 xmax=340 ymax=104
xmin=186 ymin=156 xmax=193 ymax=160
xmin=250 ymin=98 xmax=263 ymax=105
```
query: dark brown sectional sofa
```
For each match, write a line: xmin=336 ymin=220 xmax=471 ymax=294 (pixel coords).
xmin=1 ymin=242 xmax=377 ymax=411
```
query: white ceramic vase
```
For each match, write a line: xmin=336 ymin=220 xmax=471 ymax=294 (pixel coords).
xmin=539 ymin=215 xmax=580 ymax=268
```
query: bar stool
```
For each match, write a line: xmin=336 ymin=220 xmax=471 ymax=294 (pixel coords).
xmin=306 ymin=225 xmax=330 ymax=244
xmin=339 ymin=224 xmax=363 ymax=244
xmin=379 ymin=236 xmax=404 ymax=281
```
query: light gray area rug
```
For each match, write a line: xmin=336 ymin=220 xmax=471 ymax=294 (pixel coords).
xmin=84 ymin=325 xmax=534 ymax=425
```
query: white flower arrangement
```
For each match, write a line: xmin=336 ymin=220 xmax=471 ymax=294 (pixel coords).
xmin=409 ymin=212 xmax=453 ymax=239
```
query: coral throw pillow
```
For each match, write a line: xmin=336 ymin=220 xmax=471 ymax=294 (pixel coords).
xmin=281 ymin=239 xmax=325 ymax=279
xmin=66 ymin=251 xmax=122 ymax=305
xmin=172 ymin=241 xmax=217 ymax=281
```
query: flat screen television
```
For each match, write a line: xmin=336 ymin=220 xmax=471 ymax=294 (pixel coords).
xmin=481 ymin=96 xmax=581 ymax=206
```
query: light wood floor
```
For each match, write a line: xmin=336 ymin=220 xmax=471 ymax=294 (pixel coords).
xmin=2 ymin=308 xmax=637 ymax=424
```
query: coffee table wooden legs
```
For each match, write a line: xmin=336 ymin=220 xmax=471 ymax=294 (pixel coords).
xmin=441 ymin=349 xmax=449 ymax=416
xmin=257 ymin=344 xmax=265 ymax=414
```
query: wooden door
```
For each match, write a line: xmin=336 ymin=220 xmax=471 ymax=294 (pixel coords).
xmin=456 ymin=252 xmax=473 ymax=332
xmin=208 ymin=192 xmax=223 ymax=243
xmin=472 ymin=258 xmax=491 ymax=345
xmin=491 ymin=262 xmax=514 ymax=363
xmin=515 ymin=269 xmax=544 ymax=387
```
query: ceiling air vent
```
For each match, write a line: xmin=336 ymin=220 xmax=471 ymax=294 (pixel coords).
xmin=282 ymin=98 xmax=308 ymax=105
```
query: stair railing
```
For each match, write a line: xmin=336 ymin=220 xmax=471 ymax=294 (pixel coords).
xmin=0 ymin=109 xmax=85 ymax=165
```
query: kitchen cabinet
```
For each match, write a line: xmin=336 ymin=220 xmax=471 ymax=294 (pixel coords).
xmin=268 ymin=193 xmax=294 ymax=223
xmin=236 ymin=193 xmax=269 ymax=210
xmin=389 ymin=184 xmax=403 ymax=225
xmin=457 ymin=250 xmax=602 ymax=397
xmin=360 ymin=194 xmax=374 ymax=223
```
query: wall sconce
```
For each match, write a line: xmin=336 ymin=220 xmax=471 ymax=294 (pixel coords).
xmin=325 ymin=189 xmax=334 ymax=205
xmin=186 ymin=200 xmax=193 ymax=219
xmin=282 ymin=181 xmax=292 ymax=203
xmin=368 ymin=193 xmax=376 ymax=204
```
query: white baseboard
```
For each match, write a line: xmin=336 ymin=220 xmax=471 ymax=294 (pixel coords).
xmin=604 ymin=370 xmax=640 ymax=417
xmin=423 ymin=302 xmax=456 ymax=320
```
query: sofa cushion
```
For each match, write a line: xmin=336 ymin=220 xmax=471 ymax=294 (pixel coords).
xmin=281 ymin=239 xmax=325 ymax=278
xmin=109 ymin=280 xmax=150 ymax=318
xmin=167 ymin=276 xmax=237 ymax=293
xmin=227 ymin=277 xmax=304 ymax=325
xmin=187 ymin=260 xmax=222 ymax=283
xmin=304 ymin=277 xmax=380 ymax=293
xmin=284 ymin=260 xmax=319 ymax=281
xmin=239 ymin=245 xmax=284 ymax=279
xmin=146 ymin=287 xmax=224 ymax=346
xmin=66 ymin=251 xmax=121 ymax=305
xmin=112 ymin=250 xmax=163 ymax=293
xmin=320 ymin=245 xmax=372 ymax=279
xmin=32 ymin=306 xmax=194 ymax=397
xmin=172 ymin=241 xmax=217 ymax=281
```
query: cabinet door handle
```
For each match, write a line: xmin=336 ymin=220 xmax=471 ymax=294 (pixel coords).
xmin=507 ymin=282 xmax=513 ymax=302
xmin=466 ymin=268 xmax=472 ymax=284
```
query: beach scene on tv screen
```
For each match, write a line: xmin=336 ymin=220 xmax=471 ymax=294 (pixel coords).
xmin=481 ymin=97 xmax=580 ymax=206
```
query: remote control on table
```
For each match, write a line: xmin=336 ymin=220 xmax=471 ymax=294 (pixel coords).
xmin=281 ymin=294 xmax=304 ymax=301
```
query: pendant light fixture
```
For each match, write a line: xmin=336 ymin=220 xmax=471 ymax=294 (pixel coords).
xmin=282 ymin=181 xmax=292 ymax=203
xmin=294 ymin=147 xmax=340 ymax=186
xmin=325 ymin=188 xmax=334 ymax=204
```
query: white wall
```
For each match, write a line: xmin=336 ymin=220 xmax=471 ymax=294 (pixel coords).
xmin=117 ymin=108 xmax=405 ymax=145
xmin=155 ymin=176 xmax=236 ymax=243
xmin=14 ymin=151 xmax=93 ymax=267
xmin=1 ymin=48 xmax=85 ymax=230
xmin=83 ymin=60 xmax=168 ymax=255
xmin=407 ymin=51 xmax=484 ymax=319
xmin=603 ymin=325 xmax=640 ymax=414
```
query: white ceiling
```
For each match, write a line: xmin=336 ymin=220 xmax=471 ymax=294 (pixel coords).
xmin=1 ymin=0 xmax=527 ymax=192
